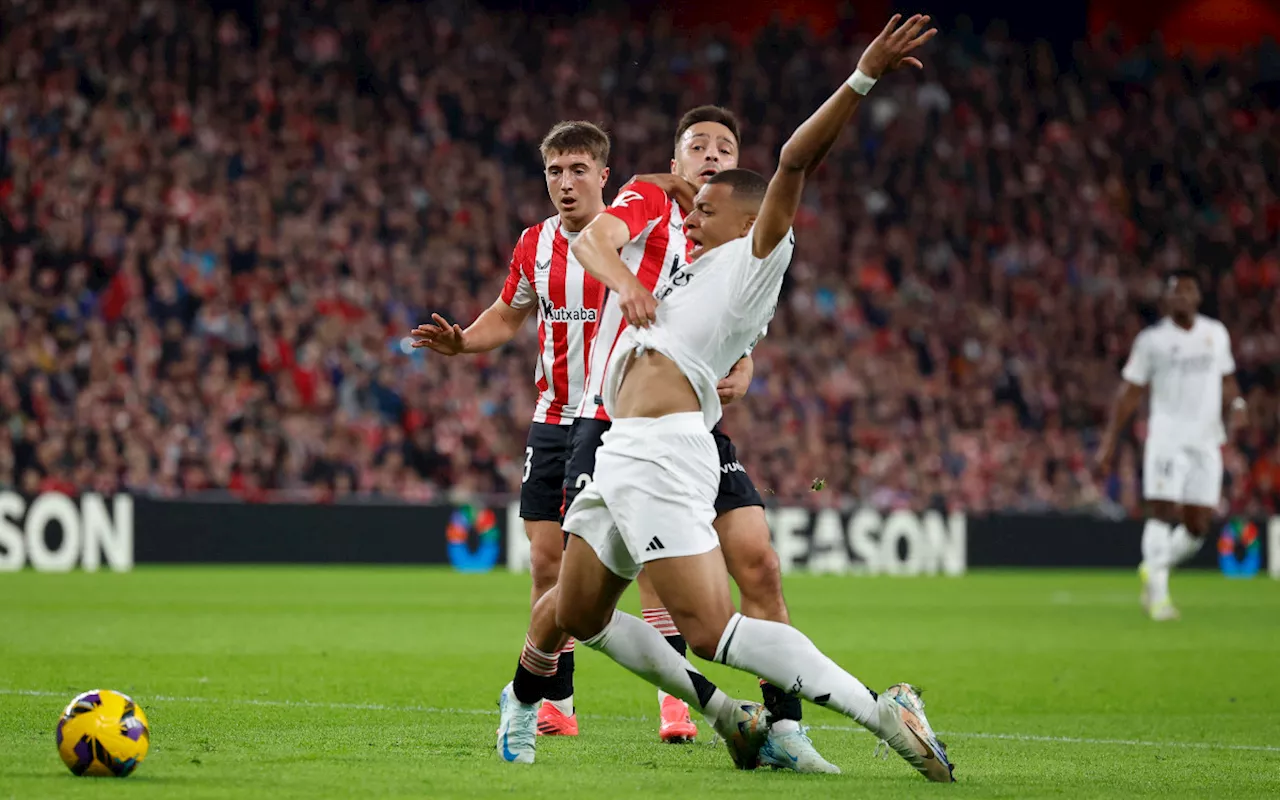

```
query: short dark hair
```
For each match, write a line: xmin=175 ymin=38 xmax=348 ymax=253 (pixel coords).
xmin=540 ymin=121 xmax=610 ymax=166
xmin=674 ymin=105 xmax=741 ymax=152
xmin=1165 ymin=268 xmax=1201 ymax=289
xmin=706 ymin=169 xmax=768 ymax=209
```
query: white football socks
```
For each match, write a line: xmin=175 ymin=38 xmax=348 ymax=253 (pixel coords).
xmin=1166 ymin=524 xmax=1205 ymax=566
xmin=581 ymin=611 xmax=734 ymax=720
xmin=1142 ymin=518 xmax=1172 ymax=605
xmin=583 ymin=610 xmax=884 ymax=738
xmin=1143 ymin=520 xmax=1207 ymax=607
xmin=1141 ymin=518 xmax=1171 ymax=569
xmin=714 ymin=613 xmax=881 ymax=733
xmin=548 ymin=696 xmax=574 ymax=716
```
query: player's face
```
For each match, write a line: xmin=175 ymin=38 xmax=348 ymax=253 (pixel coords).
xmin=683 ymin=183 xmax=756 ymax=260
xmin=1165 ymin=276 xmax=1201 ymax=317
xmin=544 ymin=151 xmax=609 ymax=225
xmin=671 ymin=122 xmax=739 ymax=188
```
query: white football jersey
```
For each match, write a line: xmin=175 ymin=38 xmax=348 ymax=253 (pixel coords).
xmin=1121 ymin=314 xmax=1235 ymax=447
xmin=601 ymin=228 xmax=793 ymax=430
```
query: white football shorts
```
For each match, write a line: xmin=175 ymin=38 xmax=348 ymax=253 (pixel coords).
xmin=1142 ymin=440 xmax=1223 ymax=509
xmin=562 ymin=412 xmax=720 ymax=580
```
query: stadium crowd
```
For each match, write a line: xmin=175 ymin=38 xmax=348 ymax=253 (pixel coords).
xmin=2 ymin=0 xmax=1279 ymax=516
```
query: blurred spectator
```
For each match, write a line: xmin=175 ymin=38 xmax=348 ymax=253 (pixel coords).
xmin=1 ymin=0 xmax=1278 ymax=516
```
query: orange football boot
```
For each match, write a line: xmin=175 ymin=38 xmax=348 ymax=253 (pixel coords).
xmin=659 ymin=694 xmax=698 ymax=743
xmin=537 ymin=701 xmax=579 ymax=736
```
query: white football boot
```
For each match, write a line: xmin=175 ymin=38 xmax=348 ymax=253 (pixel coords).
xmin=496 ymin=682 xmax=538 ymax=764
xmin=760 ymin=721 xmax=841 ymax=773
xmin=1149 ymin=598 xmax=1181 ymax=621
xmin=873 ymin=684 xmax=955 ymax=782
xmin=1141 ymin=564 xmax=1180 ymax=621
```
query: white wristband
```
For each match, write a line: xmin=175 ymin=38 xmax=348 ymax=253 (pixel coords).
xmin=846 ymin=69 xmax=877 ymax=96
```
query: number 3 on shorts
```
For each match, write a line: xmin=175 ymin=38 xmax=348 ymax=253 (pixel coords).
xmin=523 ymin=447 xmax=533 ymax=483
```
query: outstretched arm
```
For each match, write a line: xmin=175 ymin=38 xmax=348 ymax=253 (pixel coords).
xmin=410 ymin=301 xmax=533 ymax=356
xmin=413 ymin=226 xmax=539 ymax=354
xmin=753 ymin=14 xmax=936 ymax=258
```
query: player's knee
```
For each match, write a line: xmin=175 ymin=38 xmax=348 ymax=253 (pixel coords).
xmin=735 ymin=547 xmax=784 ymax=611
xmin=529 ymin=544 xmax=562 ymax=597
xmin=554 ymin=602 xmax=607 ymax=643
xmin=684 ymin=626 xmax=723 ymax=662
xmin=671 ymin=610 xmax=733 ymax=661
xmin=526 ymin=523 xmax=565 ymax=597
xmin=1184 ymin=514 xmax=1213 ymax=538
xmin=1149 ymin=503 xmax=1180 ymax=525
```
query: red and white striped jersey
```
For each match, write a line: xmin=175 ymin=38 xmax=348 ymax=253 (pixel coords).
xmin=501 ymin=214 xmax=606 ymax=425
xmin=576 ymin=180 xmax=690 ymax=422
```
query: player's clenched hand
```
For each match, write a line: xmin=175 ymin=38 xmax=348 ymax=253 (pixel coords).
xmin=410 ymin=313 xmax=466 ymax=355
xmin=857 ymin=13 xmax=937 ymax=79
xmin=717 ymin=361 xmax=752 ymax=404
xmin=1227 ymin=404 xmax=1248 ymax=438
xmin=618 ymin=278 xmax=658 ymax=328
xmin=626 ymin=174 xmax=698 ymax=213
xmin=721 ymin=368 xmax=747 ymax=404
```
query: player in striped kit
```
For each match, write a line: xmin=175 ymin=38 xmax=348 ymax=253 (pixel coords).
xmin=411 ymin=121 xmax=611 ymax=735
xmin=505 ymin=107 xmax=838 ymax=772
xmin=499 ymin=15 xmax=952 ymax=778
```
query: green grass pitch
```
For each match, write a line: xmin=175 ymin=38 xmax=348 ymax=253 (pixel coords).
xmin=2 ymin=567 xmax=1278 ymax=799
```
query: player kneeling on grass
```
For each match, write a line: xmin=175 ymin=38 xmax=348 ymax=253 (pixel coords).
xmin=496 ymin=14 xmax=954 ymax=781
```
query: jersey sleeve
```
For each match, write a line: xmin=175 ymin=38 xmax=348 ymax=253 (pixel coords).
xmin=743 ymin=325 xmax=768 ymax=358
xmin=603 ymin=180 xmax=671 ymax=240
xmin=500 ymin=228 xmax=538 ymax=310
xmin=1217 ymin=324 xmax=1236 ymax=376
xmin=1120 ymin=331 xmax=1152 ymax=386
xmin=734 ymin=229 xmax=795 ymax=311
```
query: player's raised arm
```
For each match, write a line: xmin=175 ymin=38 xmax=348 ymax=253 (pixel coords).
xmin=753 ymin=14 xmax=935 ymax=258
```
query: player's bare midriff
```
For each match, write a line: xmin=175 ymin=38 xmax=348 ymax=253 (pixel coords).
xmin=613 ymin=349 xmax=700 ymax=419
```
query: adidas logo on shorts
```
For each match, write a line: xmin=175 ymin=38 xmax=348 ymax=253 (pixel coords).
xmin=644 ymin=536 xmax=665 ymax=552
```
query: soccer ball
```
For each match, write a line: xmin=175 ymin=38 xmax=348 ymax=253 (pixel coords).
xmin=55 ymin=689 xmax=150 ymax=777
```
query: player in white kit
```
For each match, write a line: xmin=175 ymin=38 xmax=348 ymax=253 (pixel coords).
xmin=495 ymin=14 xmax=954 ymax=780
xmin=1098 ymin=270 xmax=1246 ymax=620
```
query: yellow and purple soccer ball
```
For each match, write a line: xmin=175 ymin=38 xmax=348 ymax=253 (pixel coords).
xmin=55 ymin=690 xmax=150 ymax=777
